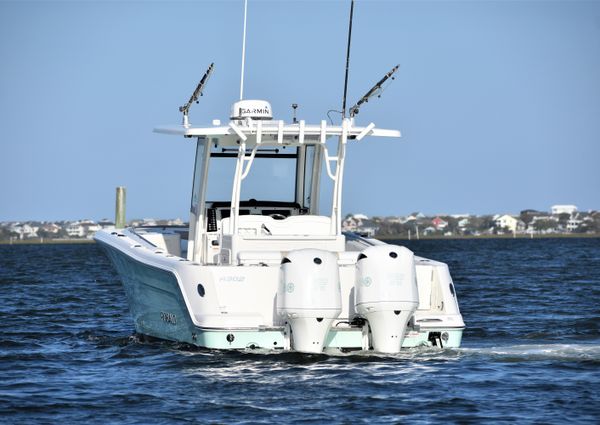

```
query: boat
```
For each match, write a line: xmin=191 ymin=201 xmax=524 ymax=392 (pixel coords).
xmin=94 ymin=2 xmax=464 ymax=354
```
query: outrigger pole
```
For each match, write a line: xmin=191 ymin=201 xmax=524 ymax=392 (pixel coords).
xmin=179 ymin=62 xmax=215 ymax=127
xmin=341 ymin=0 xmax=355 ymax=119
xmin=349 ymin=64 xmax=399 ymax=117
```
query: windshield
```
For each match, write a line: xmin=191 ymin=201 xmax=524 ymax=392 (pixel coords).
xmin=206 ymin=148 xmax=298 ymax=203
xmin=241 ymin=155 xmax=296 ymax=201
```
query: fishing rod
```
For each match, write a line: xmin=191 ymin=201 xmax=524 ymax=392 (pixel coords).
xmin=341 ymin=0 xmax=355 ymax=119
xmin=349 ymin=64 xmax=399 ymax=118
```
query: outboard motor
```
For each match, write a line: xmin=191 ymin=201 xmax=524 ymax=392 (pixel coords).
xmin=355 ymin=245 xmax=419 ymax=353
xmin=277 ymin=249 xmax=342 ymax=353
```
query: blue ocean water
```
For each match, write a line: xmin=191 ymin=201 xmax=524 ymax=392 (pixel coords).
xmin=1 ymin=238 xmax=599 ymax=424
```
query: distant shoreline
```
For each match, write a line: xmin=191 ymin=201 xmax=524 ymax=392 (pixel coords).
xmin=377 ymin=233 xmax=600 ymax=241
xmin=1 ymin=233 xmax=599 ymax=246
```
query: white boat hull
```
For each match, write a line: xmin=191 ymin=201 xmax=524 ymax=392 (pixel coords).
xmin=96 ymin=229 xmax=464 ymax=352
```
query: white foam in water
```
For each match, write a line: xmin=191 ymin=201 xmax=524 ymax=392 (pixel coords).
xmin=461 ymin=343 xmax=600 ymax=361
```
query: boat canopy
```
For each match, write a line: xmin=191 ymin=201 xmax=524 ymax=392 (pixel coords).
xmin=154 ymin=108 xmax=401 ymax=263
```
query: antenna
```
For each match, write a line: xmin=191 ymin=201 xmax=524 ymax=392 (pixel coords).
xmin=341 ymin=0 xmax=355 ymax=119
xmin=349 ymin=64 xmax=399 ymax=117
xmin=239 ymin=0 xmax=249 ymax=100
xmin=179 ymin=62 xmax=215 ymax=127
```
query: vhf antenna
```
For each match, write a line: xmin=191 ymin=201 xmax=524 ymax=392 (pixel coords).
xmin=179 ymin=62 xmax=215 ymax=127
xmin=341 ymin=0 xmax=355 ymax=119
xmin=239 ymin=0 xmax=248 ymax=100
xmin=349 ymin=64 xmax=399 ymax=118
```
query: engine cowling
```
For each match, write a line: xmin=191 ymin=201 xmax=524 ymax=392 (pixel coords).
xmin=355 ymin=245 xmax=419 ymax=353
xmin=277 ymin=249 xmax=341 ymax=353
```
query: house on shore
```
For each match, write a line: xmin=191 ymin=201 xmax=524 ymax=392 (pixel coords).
xmin=551 ymin=205 xmax=577 ymax=216
xmin=495 ymin=214 xmax=526 ymax=233
xmin=431 ymin=217 xmax=448 ymax=230
xmin=66 ymin=220 xmax=101 ymax=239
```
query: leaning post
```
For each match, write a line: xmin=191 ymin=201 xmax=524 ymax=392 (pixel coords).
xmin=115 ymin=186 xmax=126 ymax=229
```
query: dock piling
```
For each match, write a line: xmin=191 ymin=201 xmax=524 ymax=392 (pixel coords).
xmin=115 ymin=187 xmax=126 ymax=229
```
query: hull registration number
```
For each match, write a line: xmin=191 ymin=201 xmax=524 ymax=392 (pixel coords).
xmin=160 ymin=311 xmax=177 ymax=325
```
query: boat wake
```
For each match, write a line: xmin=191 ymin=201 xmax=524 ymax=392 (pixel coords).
xmin=459 ymin=343 xmax=600 ymax=362
xmin=84 ymin=330 xmax=600 ymax=364
xmin=197 ymin=342 xmax=600 ymax=364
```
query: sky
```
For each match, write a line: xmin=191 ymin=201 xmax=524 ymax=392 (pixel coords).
xmin=1 ymin=0 xmax=599 ymax=222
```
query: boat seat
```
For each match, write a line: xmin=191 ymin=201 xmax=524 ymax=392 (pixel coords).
xmin=221 ymin=214 xmax=332 ymax=237
xmin=220 ymin=215 xmax=345 ymax=264
xmin=238 ymin=250 xmax=282 ymax=266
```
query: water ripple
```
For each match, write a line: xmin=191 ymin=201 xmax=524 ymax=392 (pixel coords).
xmin=1 ymin=239 xmax=599 ymax=424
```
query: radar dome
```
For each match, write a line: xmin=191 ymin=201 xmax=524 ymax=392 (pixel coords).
xmin=230 ymin=100 xmax=272 ymax=120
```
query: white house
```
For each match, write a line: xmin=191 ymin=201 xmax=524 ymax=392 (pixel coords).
xmin=422 ymin=226 xmax=437 ymax=235
xmin=10 ymin=223 xmax=38 ymax=239
xmin=566 ymin=218 xmax=583 ymax=232
xmin=66 ymin=220 xmax=101 ymax=238
xmin=40 ymin=223 xmax=61 ymax=234
xmin=342 ymin=216 xmax=359 ymax=232
xmin=551 ymin=205 xmax=577 ymax=216
xmin=495 ymin=215 xmax=525 ymax=233
xmin=342 ymin=214 xmax=370 ymax=232
xmin=66 ymin=222 xmax=85 ymax=237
